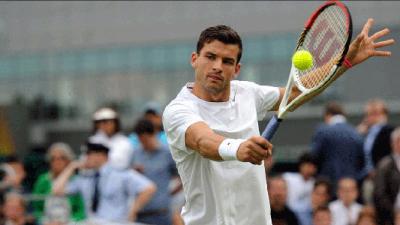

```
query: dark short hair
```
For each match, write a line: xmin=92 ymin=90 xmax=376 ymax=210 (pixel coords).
xmin=324 ymin=101 xmax=345 ymax=116
xmin=85 ymin=142 xmax=109 ymax=155
xmin=314 ymin=177 xmax=332 ymax=198
xmin=298 ymin=152 xmax=317 ymax=166
xmin=2 ymin=155 xmax=21 ymax=164
xmin=144 ymin=109 xmax=159 ymax=116
xmin=134 ymin=119 xmax=155 ymax=135
xmin=197 ymin=25 xmax=243 ymax=63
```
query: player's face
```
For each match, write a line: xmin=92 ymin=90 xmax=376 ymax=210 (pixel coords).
xmin=191 ymin=40 xmax=241 ymax=96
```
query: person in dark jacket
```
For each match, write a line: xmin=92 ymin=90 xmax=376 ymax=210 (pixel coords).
xmin=373 ymin=127 xmax=400 ymax=225
xmin=311 ymin=102 xmax=364 ymax=188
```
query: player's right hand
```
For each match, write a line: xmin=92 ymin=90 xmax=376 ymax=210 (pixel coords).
xmin=236 ymin=136 xmax=273 ymax=165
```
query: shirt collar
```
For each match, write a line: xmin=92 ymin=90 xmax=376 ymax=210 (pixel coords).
xmin=328 ymin=115 xmax=347 ymax=125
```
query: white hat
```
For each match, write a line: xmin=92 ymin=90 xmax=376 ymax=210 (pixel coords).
xmin=92 ymin=108 xmax=118 ymax=121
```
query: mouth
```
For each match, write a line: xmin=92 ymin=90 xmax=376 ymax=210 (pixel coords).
xmin=206 ymin=73 xmax=223 ymax=82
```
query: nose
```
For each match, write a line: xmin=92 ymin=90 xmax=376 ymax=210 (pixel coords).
xmin=212 ymin=58 xmax=223 ymax=71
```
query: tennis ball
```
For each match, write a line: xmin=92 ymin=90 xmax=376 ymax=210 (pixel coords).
xmin=292 ymin=50 xmax=313 ymax=71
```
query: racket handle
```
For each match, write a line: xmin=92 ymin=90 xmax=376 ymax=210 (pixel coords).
xmin=261 ymin=115 xmax=282 ymax=141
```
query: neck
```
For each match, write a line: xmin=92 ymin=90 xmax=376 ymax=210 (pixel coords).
xmin=192 ymin=82 xmax=230 ymax=102
xmin=144 ymin=137 xmax=160 ymax=151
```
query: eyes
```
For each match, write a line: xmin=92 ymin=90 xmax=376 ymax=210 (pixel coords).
xmin=204 ymin=53 xmax=235 ymax=66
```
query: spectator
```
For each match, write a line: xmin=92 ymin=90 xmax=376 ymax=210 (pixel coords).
xmin=0 ymin=155 xmax=27 ymax=194
xmin=357 ymin=99 xmax=394 ymax=204
xmin=355 ymin=206 xmax=377 ymax=225
xmin=52 ymin=142 xmax=156 ymax=223
xmin=373 ymin=127 xmax=400 ymax=225
xmin=311 ymin=102 xmax=364 ymax=188
xmin=297 ymin=178 xmax=332 ymax=225
xmin=32 ymin=143 xmax=85 ymax=223
xmin=395 ymin=210 xmax=400 ymax=225
xmin=131 ymin=119 xmax=181 ymax=225
xmin=129 ymin=104 xmax=168 ymax=149
xmin=329 ymin=177 xmax=363 ymax=225
xmin=89 ymin=107 xmax=134 ymax=170
xmin=268 ymin=175 xmax=299 ymax=225
xmin=358 ymin=99 xmax=394 ymax=174
xmin=283 ymin=152 xmax=317 ymax=219
xmin=313 ymin=206 xmax=332 ymax=225
xmin=2 ymin=192 xmax=36 ymax=225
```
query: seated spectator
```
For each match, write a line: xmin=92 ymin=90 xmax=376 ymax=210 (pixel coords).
xmin=329 ymin=177 xmax=363 ymax=225
xmin=395 ymin=210 xmax=400 ymax=225
xmin=2 ymin=192 xmax=36 ymax=225
xmin=32 ymin=143 xmax=85 ymax=223
xmin=313 ymin=206 xmax=332 ymax=225
xmin=283 ymin=153 xmax=317 ymax=217
xmin=131 ymin=119 xmax=181 ymax=225
xmin=0 ymin=155 xmax=27 ymax=194
xmin=296 ymin=177 xmax=332 ymax=225
xmin=373 ymin=127 xmax=400 ymax=225
xmin=355 ymin=206 xmax=377 ymax=225
xmin=268 ymin=175 xmax=299 ymax=225
xmin=52 ymin=142 xmax=156 ymax=223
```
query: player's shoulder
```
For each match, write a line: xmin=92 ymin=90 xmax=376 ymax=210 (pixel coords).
xmin=164 ymin=87 xmax=198 ymax=116
xmin=231 ymin=80 xmax=258 ymax=89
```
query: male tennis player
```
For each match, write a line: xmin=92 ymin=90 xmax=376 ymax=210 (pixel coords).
xmin=163 ymin=19 xmax=393 ymax=225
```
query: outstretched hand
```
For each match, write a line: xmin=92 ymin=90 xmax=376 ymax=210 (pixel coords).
xmin=346 ymin=18 xmax=395 ymax=67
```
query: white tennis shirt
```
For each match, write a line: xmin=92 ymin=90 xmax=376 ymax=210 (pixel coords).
xmin=163 ymin=80 xmax=279 ymax=225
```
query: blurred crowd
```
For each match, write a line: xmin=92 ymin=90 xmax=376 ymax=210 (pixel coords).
xmin=0 ymin=98 xmax=399 ymax=225
xmin=266 ymin=99 xmax=400 ymax=225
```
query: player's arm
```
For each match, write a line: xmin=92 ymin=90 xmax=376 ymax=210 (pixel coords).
xmin=185 ymin=122 xmax=272 ymax=165
xmin=272 ymin=19 xmax=394 ymax=112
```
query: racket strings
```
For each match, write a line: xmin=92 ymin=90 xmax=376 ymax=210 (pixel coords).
xmin=296 ymin=5 xmax=349 ymax=90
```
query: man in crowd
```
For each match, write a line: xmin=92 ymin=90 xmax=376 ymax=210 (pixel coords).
xmin=52 ymin=142 xmax=156 ymax=223
xmin=329 ymin=177 xmax=363 ymax=225
xmin=283 ymin=152 xmax=317 ymax=222
xmin=268 ymin=175 xmax=299 ymax=225
xmin=311 ymin=102 xmax=364 ymax=188
xmin=132 ymin=119 xmax=181 ymax=225
xmin=374 ymin=127 xmax=400 ymax=225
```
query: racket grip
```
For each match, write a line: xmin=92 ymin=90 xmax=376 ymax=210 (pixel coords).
xmin=261 ymin=115 xmax=282 ymax=141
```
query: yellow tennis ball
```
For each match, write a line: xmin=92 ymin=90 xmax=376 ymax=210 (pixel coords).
xmin=292 ymin=50 xmax=313 ymax=71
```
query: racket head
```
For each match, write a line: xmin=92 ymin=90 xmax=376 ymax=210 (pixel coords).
xmin=293 ymin=0 xmax=352 ymax=91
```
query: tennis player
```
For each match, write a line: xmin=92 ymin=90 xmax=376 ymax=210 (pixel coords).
xmin=163 ymin=20 xmax=393 ymax=225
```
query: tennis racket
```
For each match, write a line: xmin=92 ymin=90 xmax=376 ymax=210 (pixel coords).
xmin=262 ymin=0 xmax=352 ymax=140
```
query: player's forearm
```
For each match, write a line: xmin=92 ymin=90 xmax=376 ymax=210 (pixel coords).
xmin=185 ymin=122 xmax=225 ymax=161
xmin=128 ymin=184 xmax=157 ymax=221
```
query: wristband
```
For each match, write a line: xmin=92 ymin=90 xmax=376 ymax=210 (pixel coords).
xmin=343 ymin=58 xmax=353 ymax=69
xmin=218 ymin=138 xmax=246 ymax=161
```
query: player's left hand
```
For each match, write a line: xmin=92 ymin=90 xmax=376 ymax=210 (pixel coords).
xmin=346 ymin=18 xmax=395 ymax=66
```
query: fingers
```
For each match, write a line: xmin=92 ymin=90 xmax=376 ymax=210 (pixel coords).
xmin=374 ymin=39 xmax=395 ymax=49
xmin=361 ymin=18 xmax=374 ymax=36
xmin=237 ymin=136 xmax=273 ymax=164
xmin=372 ymin=50 xmax=392 ymax=57
xmin=370 ymin=28 xmax=391 ymax=41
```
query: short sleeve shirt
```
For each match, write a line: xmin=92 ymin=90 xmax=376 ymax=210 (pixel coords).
xmin=163 ymin=80 xmax=279 ymax=225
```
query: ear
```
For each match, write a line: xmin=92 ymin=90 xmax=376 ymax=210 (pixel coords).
xmin=233 ymin=63 xmax=241 ymax=79
xmin=190 ymin=52 xmax=198 ymax=68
